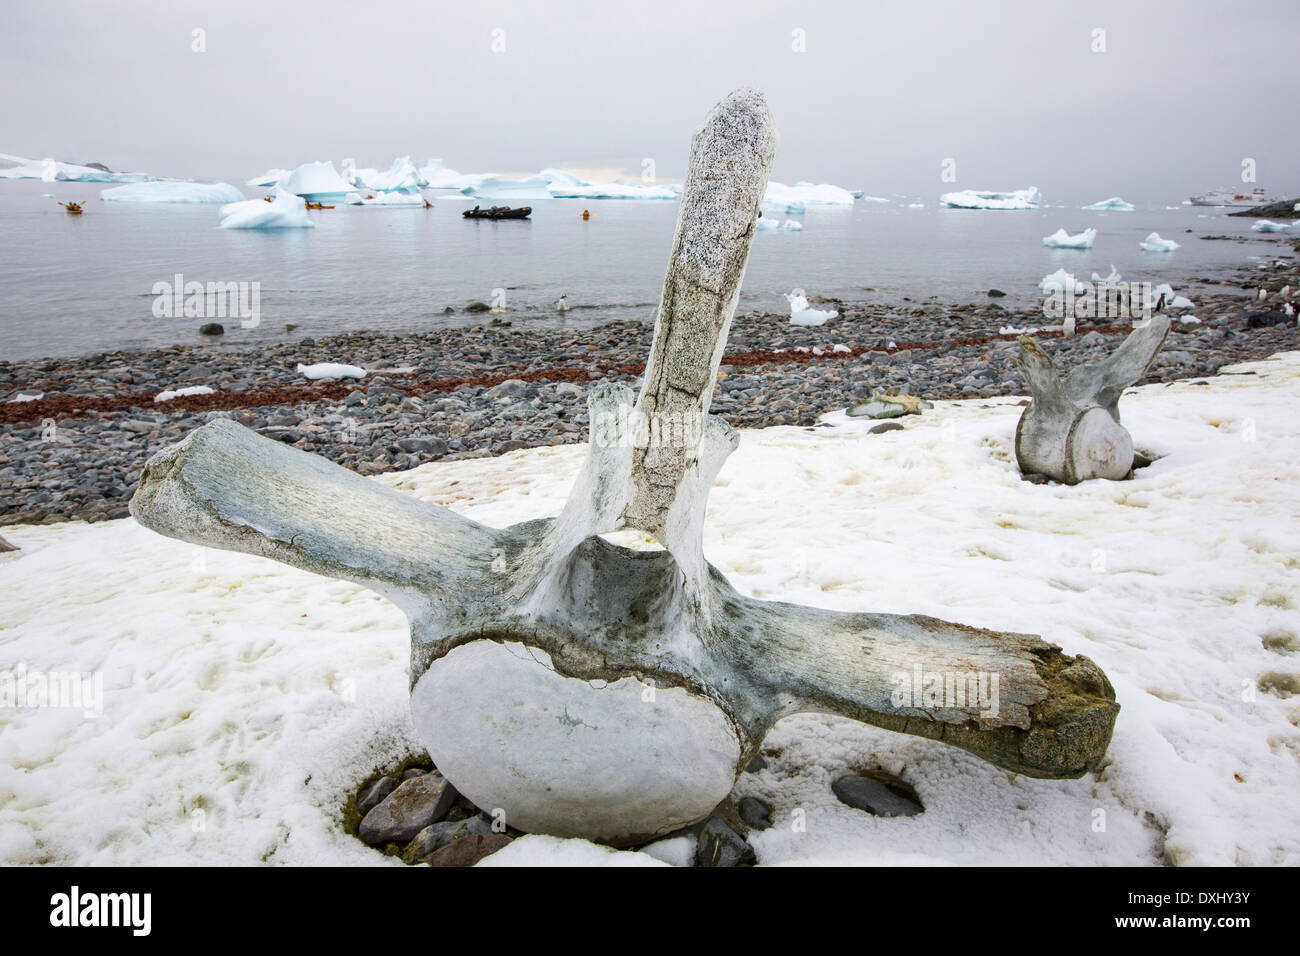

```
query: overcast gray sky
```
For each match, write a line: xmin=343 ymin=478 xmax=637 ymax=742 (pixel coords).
xmin=2 ymin=0 xmax=1295 ymax=200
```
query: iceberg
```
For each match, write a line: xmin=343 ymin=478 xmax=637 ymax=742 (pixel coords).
xmin=764 ymin=181 xmax=856 ymax=208
xmin=1091 ymin=265 xmax=1122 ymax=285
xmin=218 ymin=188 xmax=314 ymax=230
xmin=940 ymin=187 xmax=1041 ymax=210
xmin=859 ymin=195 xmax=890 ymax=203
xmin=247 ymin=168 xmax=289 ymax=188
xmin=0 ymin=153 xmax=150 ymax=183
xmin=351 ymin=156 xmax=423 ymax=192
xmin=1251 ymin=220 xmax=1292 ymax=233
xmin=756 ymin=217 xmax=802 ymax=232
xmin=344 ymin=189 xmax=425 ymax=206
xmin=279 ymin=161 xmax=357 ymax=199
xmin=1042 ymin=227 xmax=1097 ymax=249
xmin=296 ymin=362 xmax=365 ymax=380
xmin=1039 ymin=268 xmax=1085 ymax=294
xmin=1082 ymin=197 xmax=1135 ymax=211
xmin=462 ymin=174 xmax=555 ymax=200
xmin=102 ymin=181 xmax=244 ymax=203
xmin=785 ymin=290 xmax=837 ymax=326
xmin=549 ymin=180 xmax=677 ymax=200
xmin=1139 ymin=232 xmax=1179 ymax=253
xmin=420 ymin=160 xmax=487 ymax=190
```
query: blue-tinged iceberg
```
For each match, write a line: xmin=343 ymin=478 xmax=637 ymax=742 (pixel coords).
xmin=1251 ymin=219 xmax=1292 ymax=233
xmin=280 ymin=161 xmax=357 ymax=199
xmin=1083 ymin=196 xmax=1135 ymax=211
xmin=462 ymin=174 xmax=555 ymax=200
xmin=102 ymin=181 xmax=244 ymax=203
xmin=941 ymin=187 xmax=1040 ymax=209
xmin=247 ymin=168 xmax=289 ymax=188
xmin=0 ymin=153 xmax=151 ymax=183
xmin=350 ymin=156 xmax=423 ymax=192
xmin=1042 ymin=227 xmax=1097 ymax=249
xmin=764 ymin=181 xmax=856 ymax=207
xmin=420 ymin=160 xmax=486 ymax=190
xmin=1139 ymin=232 xmax=1179 ymax=253
xmin=218 ymin=187 xmax=314 ymax=230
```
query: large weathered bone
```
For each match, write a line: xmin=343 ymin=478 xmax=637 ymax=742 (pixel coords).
xmin=1015 ymin=317 xmax=1171 ymax=484
xmin=130 ymin=89 xmax=1119 ymax=846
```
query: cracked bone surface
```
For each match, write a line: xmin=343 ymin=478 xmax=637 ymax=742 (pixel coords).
xmin=1015 ymin=317 xmax=1171 ymax=484
xmin=130 ymin=88 xmax=1119 ymax=846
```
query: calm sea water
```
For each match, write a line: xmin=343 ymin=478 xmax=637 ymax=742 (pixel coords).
xmin=0 ymin=178 xmax=1281 ymax=361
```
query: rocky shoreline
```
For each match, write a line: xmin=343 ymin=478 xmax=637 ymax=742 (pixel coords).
xmin=2 ymin=250 xmax=1297 ymax=528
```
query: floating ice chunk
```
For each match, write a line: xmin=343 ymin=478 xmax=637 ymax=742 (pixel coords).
xmin=757 ymin=217 xmax=803 ymax=233
xmin=0 ymin=153 xmax=150 ymax=183
xmin=1140 ymin=232 xmax=1179 ymax=253
xmin=1039 ymin=268 xmax=1085 ymax=294
xmin=1251 ymin=220 xmax=1292 ymax=233
xmin=781 ymin=219 xmax=802 ymax=231
xmin=940 ymin=186 xmax=1040 ymax=209
xmin=102 ymin=181 xmax=244 ymax=203
xmin=462 ymin=174 xmax=554 ymax=200
xmin=280 ymin=161 xmax=357 ymax=199
xmin=537 ymin=168 xmax=590 ymax=189
xmin=764 ymin=181 xmax=856 ymax=207
xmin=1091 ymin=265 xmax=1122 ymax=285
xmin=785 ymin=290 xmax=837 ymax=326
xmin=1082 ymin=196 xmax=1135 ymax=211
xmin=1042 ymin=227 xmax=1097 ymax=249
xmin=907 ymin=203 xmax=925 ymax=208
xmin=247 ymin=168 xmax=290 ymax=187
xmin=296 ymin=362 xmax=365 ymax=380
xmin=219 ymin=187 xmax=314 ymax=230
xmin=756 ymin=217 xmax=779 ymax=231
xmin=419 ymin=161 xmax=487 ymax=190
xmin=549 ymin=180 xmax=677 ymax=199
xmin=154 ymin=385 xmax=215 ymax=403
xmin=344 ymin=189 xmax=425 ymax=206
xmin=859 ymin=195 xmax=890 ymax=203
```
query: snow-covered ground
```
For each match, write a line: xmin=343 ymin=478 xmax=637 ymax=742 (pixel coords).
xmin=2 ymin=352 xmax=1298 ymax=866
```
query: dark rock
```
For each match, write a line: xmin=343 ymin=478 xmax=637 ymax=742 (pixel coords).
xmin=465 ymin=301 xmax=491 ymax=313
xmin=402 ymin=768 xmax=427 ymax=780
xmin=1246 ymin=311 xmax=1290 ymax=329
xmin=987 ymin=289 xmax=1006 ymax=298
xmin=693 ymin=816 xmax=756 ymax=867
xmin=397 ymin=437 xmax=449 ymax=456
xmin=831 ymin=772 xmax=924 ymax=817
xmin=358 ymin=771 xmax=459 ymax=844
xmin=198 ymin=323 xmax=225 ymax=336
xmin=423 ymin=833 xmax=513 ymax=867
xmin=356 ymin=776 xmax=399 ymax=816
xmin=738 ymin=796 xmax=773 ymax=831
xmin=745 ymin=754 xmax=768 ymax=773
xmin=869 ymin=421 xmax=904 ymax=434
xmin=402 ymin=816 xmax=495 ymax=864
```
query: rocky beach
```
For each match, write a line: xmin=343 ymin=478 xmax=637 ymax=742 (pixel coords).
xmin=2 ymin=244 xmax=1297 ymax=528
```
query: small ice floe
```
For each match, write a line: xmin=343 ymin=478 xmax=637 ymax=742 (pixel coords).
xmin=296 ymin=363 xmax=366 ymax=380
xmin=0 ymin=152 xmax=150 ymax=183
xmin=1251 ymin=220 xmax=1292 ymax=233
xmin=1042 ymin=227 xmax=1097 ymax=249
xmin=344 ymin=189 xmax=424 ymax=206
xmin=219 ymin=186 xmax=314 ymax=230
xmin=154 ymin=385 xmax=215 ymax=403
xmin=1139 ymin=232 xmax=1179 ymax=253
xmin=349 ymin=156 xmax=422 ymax=193
xmin=907 ymin=203 xmax=925 ymax=208
xmin=102 ymin=181 xmax=244 ymax=203
xmin=6 ymin=392 xmax=43 ymax=402
xmin=1039 ymin=268 xmax=1085 ymax=294
xmin=784 ymin=290 xmax=838 ymax=326
xmin=1092 ymin=265 xmax=1122 ymax=285
xmin=1082 ymin=197 xmax=1135 ymax=211
xmin=757 ymin=217 xmax=802 ymax=232
xmin=940 ymin=187 xmax=1040 ymax=210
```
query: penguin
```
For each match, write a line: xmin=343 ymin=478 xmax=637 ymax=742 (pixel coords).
xmin=556 ymin=294 xmax=569 ymax=313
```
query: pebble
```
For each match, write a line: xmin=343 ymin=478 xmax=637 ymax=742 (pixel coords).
xmin=401 ymin=816 xmax=495 ymax=864
xmin=738 ymin=796 xmax=773 ymax=831
xmin=356 ymin=776 xmax=399 ymax=816
xmin=424 ymin=833 xmax=513 ymax=867
xmin=693 ymin=815 xmax=756 ymax=867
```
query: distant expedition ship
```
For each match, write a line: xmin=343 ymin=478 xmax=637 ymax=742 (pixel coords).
xmin=1189 ymin=186 xmax=1271 ymax=207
